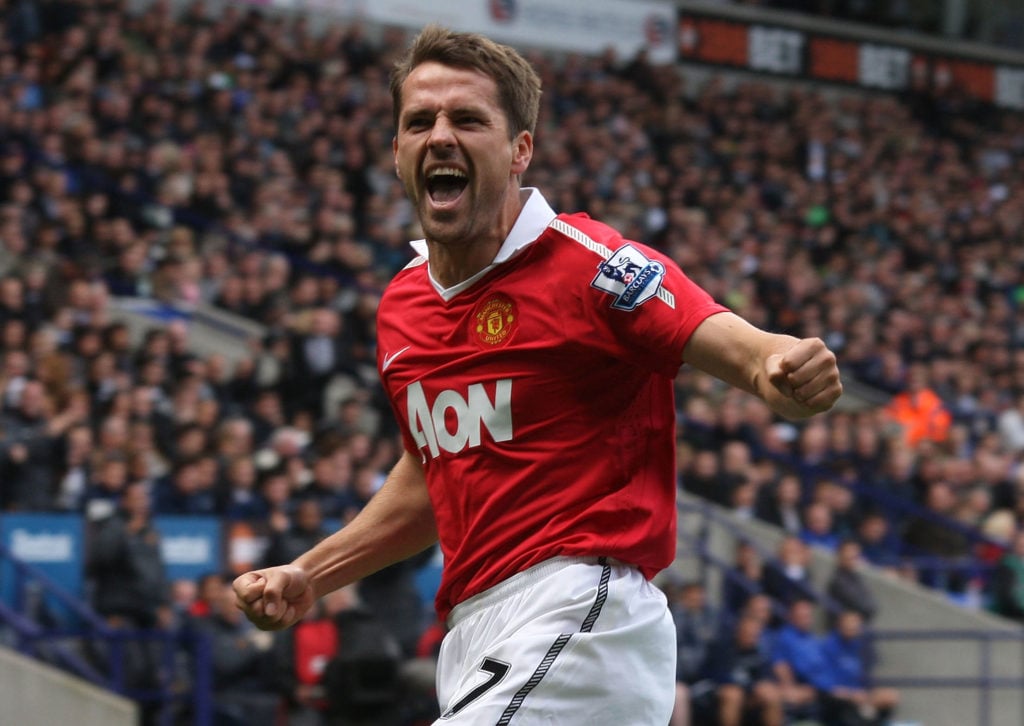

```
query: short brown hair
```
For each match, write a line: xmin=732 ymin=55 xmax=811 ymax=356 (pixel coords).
xmin=390 ymin=25 xmax=542 ymax=139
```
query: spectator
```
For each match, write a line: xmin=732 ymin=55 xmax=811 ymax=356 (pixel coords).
xmin=728 ymin=476 xmax=759 ymax=521
xmin=126 ymin=417 xmax=169 ymax=483
xmin=736 ymin=593 xmax=780 ymax=653
xmin=827 ymin=539 xmax=879 ymax=624
xmin=190 ymin=574 xmax=278 ymax=726
xmin=763 ymin=535 xmax=815 ymax=607
xmin=272 ymin=585 xmax=360 ymax=726
xmin=721 ymin=540 xmax=768 ymax=617
xmin=83 ymin=452 xmax=130 ymax=519
xmin=321 ymin=586 xmax=406 ymax=726
xmin=154 ymin=456 xmax=219 ymax=515
xmin=819 ymin=610 xmax=901 ymax=726
xmin=221 ymin=453 xmax=269 ymax=521
xmin=902 ymin=481 xmax=972 ymax=592
xmin=671 ymin=580 xmax=721 ymax=687
xmin=169 ymin=577 xmax=198 ymax=627
xmin=0 ymin=379 xmax=65 ymax=510
xmin=357 ymin=545 xmax=437 ymax=659
xmin=85 ymin=481 xmax=172 ymax=702
xmin=823 ymin=477 xmax=862 ymax=538
xmin=755 ymin=472 xmax=804 ymax=536
xmin=0 ymin=349 xmax=32 ymax=410
xmin=681 ymin=448 xmax=728 ymax=506
xmin=302 ymin=447 xmax=357 ymax=519
xmin=260 ymin=497 xmax=331 ymax=568
xmin=247 ymin=388 xmax=288 ymax=448
xmin=187 ymin=571 xmax=225 ymax=620
xmin=801 ymin=500 xmax=840 ymax=551
xmin=997 ymin=393 xmax=1024 ymax=453
xmin=86 ymin=481 xmax=170 ymax=626
xmin=285 ymin=307 xmax=354 ymax=418
xmin=701 ymin=613 xmax=783 ymax=726
xmin=768 ymin=599 xmax=824 ymax=722
xmin=991 ymin=529 xmax=1024 ymax=621
xmin=884 ymin=363 xmax=953 ymax=448
xmin=854 ymin=510 xmax=903 ymax=572
xmin=54 ymin=422 xmax=93 ymax=511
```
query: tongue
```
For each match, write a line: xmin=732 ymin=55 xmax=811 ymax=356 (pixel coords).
xmin=430 ymin=177 xmax=466 ymax=203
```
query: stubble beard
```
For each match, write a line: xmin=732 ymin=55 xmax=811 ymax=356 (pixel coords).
xmin=416 ymin=186 xmax=484 ymax=248
xmin=419 ymin=205 xmax=470 ymax=247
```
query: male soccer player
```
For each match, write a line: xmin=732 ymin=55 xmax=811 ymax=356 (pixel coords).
xmin=234 ymin=25 xmax=842 ymax=724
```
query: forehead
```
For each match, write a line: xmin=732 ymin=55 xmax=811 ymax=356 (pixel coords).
xmin=400 ymin=61 xmax=501 ymax=113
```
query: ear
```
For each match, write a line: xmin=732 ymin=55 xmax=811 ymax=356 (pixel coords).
xmin=510 ymin=130 xmax=533 ymax=177
xmin=392 ymin=136 xmax=401 ymax=179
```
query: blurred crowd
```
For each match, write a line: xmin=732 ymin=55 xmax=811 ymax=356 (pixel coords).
xmin=2 ymin=0 xmax=1024 ymax=723
xmin=666 ymin=560 xmax=901 ymax=726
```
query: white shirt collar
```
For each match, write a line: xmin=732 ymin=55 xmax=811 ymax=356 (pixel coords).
xmin=409 ymin=188 xmax=557 ymax=299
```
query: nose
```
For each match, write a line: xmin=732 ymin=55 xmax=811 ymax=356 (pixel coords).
xmin=427 ymin=115 xmax=457 ymax=149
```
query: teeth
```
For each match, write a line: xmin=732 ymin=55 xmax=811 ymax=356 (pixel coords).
xmin=427 ymin=167 xmax=467 ymax=178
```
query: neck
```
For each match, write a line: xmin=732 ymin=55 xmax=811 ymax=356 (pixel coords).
xmin=426 ymin=237 xmax=503 ymax=289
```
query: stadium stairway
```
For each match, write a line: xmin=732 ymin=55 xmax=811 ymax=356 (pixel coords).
xmin=0 ymin=541 xmax=213 ymax=725
xmin=674 ymin=492 xmax=1024 ymax=726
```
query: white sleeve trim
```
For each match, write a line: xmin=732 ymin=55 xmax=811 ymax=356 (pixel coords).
xmin=549 ymin=218 xmax=676 ymax=310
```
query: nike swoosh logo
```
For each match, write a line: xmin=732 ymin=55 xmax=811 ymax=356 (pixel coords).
xmin=382 ymin=345 xmax=411 ymax=372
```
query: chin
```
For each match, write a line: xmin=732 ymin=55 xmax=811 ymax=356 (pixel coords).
xmin=424 ymin=228 xmax=471 ymax=247
xmin=421 ymin=212 xmax=467 ymax=242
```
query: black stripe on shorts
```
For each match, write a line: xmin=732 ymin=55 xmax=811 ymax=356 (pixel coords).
xmin=495 ymin=557 xmax=612 ymax=725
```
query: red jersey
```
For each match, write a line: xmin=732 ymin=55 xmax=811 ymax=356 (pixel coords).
xmin=376 ymin=191 xmax=728 ymax=619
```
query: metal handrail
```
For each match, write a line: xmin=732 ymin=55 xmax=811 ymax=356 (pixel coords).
xmin=866 ymin=628 xmax=1024 ymax=726
xmin=0 ymin=542 xmax=213 ymax=725
xmin=678 ymin=494 xmax=1024 ymax=726
xmin=677 ymin=496 xmax=847 ymax=614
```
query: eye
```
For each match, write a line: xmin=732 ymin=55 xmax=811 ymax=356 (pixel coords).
xmin=404 ymin=115 xmax=431 ymax=131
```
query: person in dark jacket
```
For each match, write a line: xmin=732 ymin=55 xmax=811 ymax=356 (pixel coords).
xmin=190 ymin=574 xmax=279 ymax=726
xmin=670 ymin=580 xmax=721 ymax=687
xmin=0 ymin=379 xmax=63 ymax=510
xmin=827 ymin=539 xmax=879 ymax=624
xmin=902 ymin=481 xmax=971 ymax=591
xmin=721 ymin=540 xmax=769 ymax=618
xmin=86 ymin=481 xmax=171 ymax=702
xmin=87 ymin=480 xmax=170 ymax=628
xmin=703 ymin=613 xmax=784 ymax=726
xmin=763 ymin=535 xmax=815 ymax=608
xmin=261 ymin=496 xmax=332 ymax=568
xmin=755 ymin=472 xmax=804 ymax=536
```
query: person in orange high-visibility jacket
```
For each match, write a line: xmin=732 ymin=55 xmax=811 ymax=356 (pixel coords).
xmin=884 ymin=364 xmax=951 ymax=447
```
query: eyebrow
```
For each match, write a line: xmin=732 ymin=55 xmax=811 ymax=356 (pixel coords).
xmin=403 ymin=101 xmax=490 ymax=119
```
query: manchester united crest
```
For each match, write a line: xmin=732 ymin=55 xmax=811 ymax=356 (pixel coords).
xmin=473 ymin=293 xmax=516 ymax=346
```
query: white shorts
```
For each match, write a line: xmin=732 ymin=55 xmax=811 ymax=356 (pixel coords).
xmin=434 ymin=557 xmax=676 ymax=725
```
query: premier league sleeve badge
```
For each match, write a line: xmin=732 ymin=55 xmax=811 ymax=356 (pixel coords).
xmin=591 ymin=244 xmax=667 ymax=311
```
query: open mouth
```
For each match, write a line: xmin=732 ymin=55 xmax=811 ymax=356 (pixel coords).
xmin=425 ymin=166 xmax=469 ymax=205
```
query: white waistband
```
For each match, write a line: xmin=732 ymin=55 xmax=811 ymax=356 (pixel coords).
xmin=447 ymin=556 xmax=625 ymax=628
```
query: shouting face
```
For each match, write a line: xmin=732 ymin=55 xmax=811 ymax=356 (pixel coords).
xmin=393 ymin=61 xmax=532 ymax=254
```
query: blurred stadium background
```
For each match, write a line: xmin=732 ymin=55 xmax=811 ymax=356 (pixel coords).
xmin=3 ymin=0 xmax=1024 ymax=724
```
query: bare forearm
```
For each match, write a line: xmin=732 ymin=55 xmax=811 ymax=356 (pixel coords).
xmin=294 ymin=451 xmax=438 ymax=599
xmin=684 ymin=312 xmax=842 ymax=420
